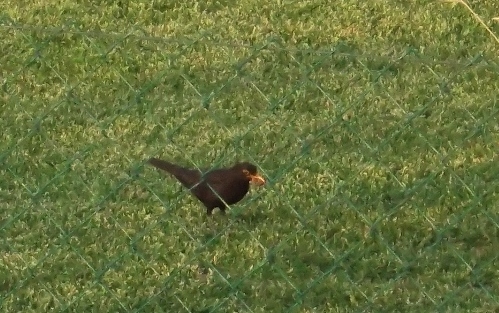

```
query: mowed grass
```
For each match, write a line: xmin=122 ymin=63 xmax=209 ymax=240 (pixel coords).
xmin=1 ymin=0 xmax=499 ymax=312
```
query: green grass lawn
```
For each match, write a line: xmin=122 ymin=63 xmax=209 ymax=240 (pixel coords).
xmin=2 ymin=0 xmax=499 ymax=312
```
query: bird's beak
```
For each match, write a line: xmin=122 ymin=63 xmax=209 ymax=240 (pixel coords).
xmin=249 ymin=174 xmax=266 ymax=186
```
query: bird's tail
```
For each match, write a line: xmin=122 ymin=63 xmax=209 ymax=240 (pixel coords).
xmin=148 ymin=158 xmax=200 ymax=188
xmin=148 ymin=158 xmax=181 ymax=173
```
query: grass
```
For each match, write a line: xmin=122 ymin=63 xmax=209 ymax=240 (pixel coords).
xmin=1 ymin=0 xmax=499 ymax=312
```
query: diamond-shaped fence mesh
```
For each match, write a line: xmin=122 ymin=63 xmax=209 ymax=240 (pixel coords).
xmin=2 ymin=2 xmax=499 ymax=312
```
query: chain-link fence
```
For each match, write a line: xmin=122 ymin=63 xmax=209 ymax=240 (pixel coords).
xmin=2 ymin=2 xmax=499 ymax=312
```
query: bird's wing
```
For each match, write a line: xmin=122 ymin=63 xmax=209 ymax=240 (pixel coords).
xmin=200 ymin=168 xmax=239 ymax=197
xmin=201 ymin=168 xmax=228 ymax=185
xmin=202 ymin=168 xmax=251 ymax=205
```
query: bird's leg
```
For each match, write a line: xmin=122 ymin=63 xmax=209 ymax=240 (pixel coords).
xmin=205 ymin=207 xmax=217 ymax=234
xmin=219 ymin=206 xmax=228 ymax=219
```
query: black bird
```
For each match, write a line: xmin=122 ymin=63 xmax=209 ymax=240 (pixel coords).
xmin=148 ymin=158 xmax=265 ymax=215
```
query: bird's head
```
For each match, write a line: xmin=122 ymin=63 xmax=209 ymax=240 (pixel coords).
xmin=234 ymin=162 xmax=266 ymax=186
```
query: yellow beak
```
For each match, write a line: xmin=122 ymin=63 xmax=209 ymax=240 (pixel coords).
xmin=249 ymin=174 xmax=266 ymax=186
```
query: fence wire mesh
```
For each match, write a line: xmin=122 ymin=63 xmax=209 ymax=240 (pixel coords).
xmin=2 ymin=2 xmax=499 ymax=312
